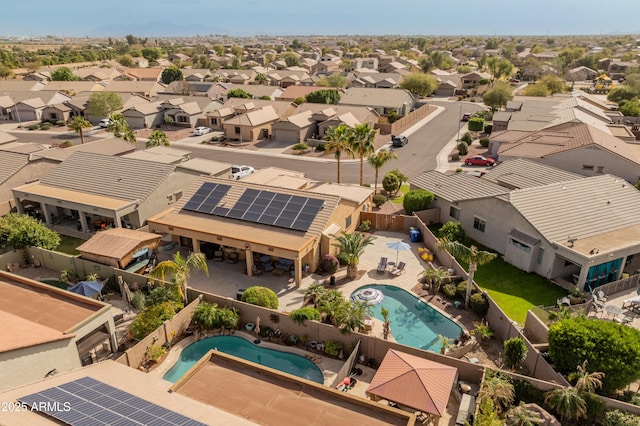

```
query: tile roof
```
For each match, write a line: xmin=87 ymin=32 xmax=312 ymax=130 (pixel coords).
xmin=39 ymin=151 xmax=175 ymax=201
xmin=30 ymin=138 xmax=136 ymax=162
xmin=0 ymin=151 xmax=29 ymax=184
xmin=224 ymin=105 xmax=280 ymax=126
xmin=482 ymin=158 xmax=582 ymax=189
xmin=176 ymin=158 xmax=231 ymax=176
xmin=411 ymin=171 xmax=509 ymax=202
xmin=339 ymin=88 xmax=414 ymax=109
xmin=77 ymin=228 xmax=161 ymax=261
xmin=306 ymin=181 xmax=373 ymax=204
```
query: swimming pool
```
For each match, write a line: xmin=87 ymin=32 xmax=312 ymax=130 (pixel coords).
xmin=353 ymin=284 xmax=463 ymax=353
xmin=163 ymin=335 xmax=324 ymax=384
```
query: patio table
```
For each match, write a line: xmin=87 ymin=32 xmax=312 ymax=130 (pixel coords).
xmin=605 ymin=305 xmax=625 ymax=319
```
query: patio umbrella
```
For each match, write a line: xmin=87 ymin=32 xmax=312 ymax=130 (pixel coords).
xmin=255 ymin=316 xmax=261 ymax=336
xmin=67 ymin=280 xmax=103 ymax=298
xmin=386 ymin=240 xmax=411 ymax=264
xmin=351 ymin=288 xmax=385 ymax=305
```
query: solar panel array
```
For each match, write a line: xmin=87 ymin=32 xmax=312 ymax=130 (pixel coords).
xmin=183 ymin=185 xmax=324 ymax=232
xmin=18 ymin=376 xmax=207 ymax=426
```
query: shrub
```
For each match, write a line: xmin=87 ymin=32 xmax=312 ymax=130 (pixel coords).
xmin=40 ymin=122 xmax=52 ymax=130
xmin=548 ymin=317 xmax=640 ymax=394
xmin=315 ymin=143 xmax=325 ymax=152
xmin=461 ymin=132 xmax=473 ymax=144
xmin=258 ymin=326 xmax=273 ymax=337
xmin=56 ymin=120 xmax=66 ymax=126
xmin=457 ymin=141 xmax=468 ymax=155
xmin=293 ymin=96 xmax=305 ymax=105
xmin=131 ymin=291 xmax=146 ymax=310
xmin=504 ymin=337 xmax=528 ymax=370
xmin=382 ymin=173 xmax=400 ymax=196
xmin=583 ymin=392 xmax=605 ymax=425
xmin=442 ymin=283 xmax=457 ymax=299
xmin=290 ymin=307 xmax=320 ymax=325
xmin=512 ymin=379 xmax=545 ymax=406
xmin=387 ymin=110 xmax=399 ymax=123
xmin=146 ymin=343 xmax=167 ymax=362
xmin=372 ymin=194 xmax=387 ymax=208
xmin=479 ymin=78 xmax=491 ymax=85
xmin=241 ymin=286 xmax=279 ymax=309
xmin=129 ymin=301 xmax=181 ymax=339
xmin=336 ymin=251 xmax=349 ymax=266
xmin=292 ymin=142 xmax=309 ymax=151
xmin=455 ymin=282 xmax=468 ymax=299
xmin=319 ymin=254 xmax=338 ymax=274
xmin=439 ymin=221 xmax=466 ymax=243
xmin=470 ymin=292 xmax=489 ymax=317
xmin=60 ymin=140 xmax=73 ymax=148
xmin=468 ymin=117 xmax=485 ymax=132
xmin=402 ymin=189 xmax=434 ymax=215
xmin=324 ymin=340 xmax=343 ymax=357
xmin=28 ymin=124 xmax=39 ymax=130
xmin=145 ymin=286 xmax=180 ymax=307
xmin=603 ymin=409 xmax=640 ymax=426
xmin=359 ymin=219 xmax=371 ymax=231
xmin=455 ymin=168 xmax=462 ymax=173
xmin=479 ymin=137 xmax=490 ymax=148
xmin=621 ymin=391 xmax=640 ymax=407
xmin=484 ymin=124 xmax=493 ymax=134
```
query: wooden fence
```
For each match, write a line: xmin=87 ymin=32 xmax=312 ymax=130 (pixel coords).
xmin=360 ymin=212 xmax=415 ymax=232
xmin=375 ymin=104 xmax=436 ymax=135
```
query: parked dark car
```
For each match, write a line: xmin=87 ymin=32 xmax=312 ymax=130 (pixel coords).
xmin=391 ymin=135 xmax=409 ymax=147
xmin=461 ymin=113 xmax=472 ymax=121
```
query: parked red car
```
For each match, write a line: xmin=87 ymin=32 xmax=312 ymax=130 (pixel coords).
xmin=464 ymin=156 xmax=495 ymax=167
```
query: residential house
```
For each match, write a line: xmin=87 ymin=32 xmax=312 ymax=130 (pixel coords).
xmin=169 ymin=53 xmax=190 ymax=63
xmin=116 ymin=67 xmax=163 ymax=82
xmin=350 ymin=72 xmax=404 ymax=89
xmin=121 ymin=101 xmax=163 ymax=129
xmin=206 ymin=98 xmax=295 ymax=132
xmin=411 ymin=163 xmax=640 ymax=291
xmin=338 ymin=87 xmax=414 ymax=116
xmin=147 ymin=174 xmax=372 ymax=287
xmin=73 ymin=67 xmax=121 ymax=82
xmin=222 ymin=105 xmax=280 ymax=141
xmin=267 ymin=70 xmax=311 ymax=88
xmin=276 ymin=85 xmax=337 ymax=102
xmin=22 ymin=71 xmax=51 ymax=82
xmin=214 ymin=69 xmax=256 ymax=85
xmin=0 ymin=80 xmax=46 ymax=92
xmin=461 ymin=71 xmax=491 ymax=88
xmin=379 ymin=61 xmax=408 ymax=74
xmin=43 ymin=81 xmax=105 ymax=93
xmin=156 ymin=96 xmax=220 ymax=128
xmin=608 ymin=60 xmax=638 ymax=80
xmin=2 ymin=90 xmax=72 ymax=122
xmin=12 ymin=151 xmax=207 ymax=232
xmin=41 ymin=102 xmax=72 ymax=123
xmin=182 ymin=69 xmax=214 ymax=82
xmin=133 ymin=57 xmax=149 ymax=68
xmin=351 ymin=58 xmax=379 ymax=71
xmin=567 ymin=66 xmax=598 ymax=82
xmin=0 ymin=271 xmax=117 ymax=392
xmin=102 ymin=80 xmax=164 ymax=98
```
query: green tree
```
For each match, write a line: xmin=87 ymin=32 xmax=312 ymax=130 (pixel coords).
xmin=290 ymin=307 xmax=321 ymax=325
xmin=141 ymin=47 xmax=162 ymax=62
xmin=418 ymin=267 xmax=449 ymax=295
xmin=399 ymin=72 xmax=437 ymax=97
xmin=538 ymin=74 xmax=566 ymax=94
xmin=146 ymin=130 xmax=170 ymax=148
xmin=520 ymin=57 xmax=544 ymax=81
xmin=67 ymin=116 xmax=92 ymax=144
xmin=438 ymin=221 xmax=466 ymax=243
xmin=325 ymin=73 xmax=348 ymax=88
xmin=349 ymin=122 xmax=377 ymax=186
xmin=619 ymin=99 xmax=640 ymax=121
xmin=382 ymin=172 xmax=400 ymax=197
xmin=227 ymin=88 xmax=252 ymax=99
xmin=149 ymin=252 xmax=208 ymax=305
xmin=0 ymin=64 xmax=14 ymax=79
xmin=51 ymin=66 xmax=77 ymax=81
xmin=254 ymin=72 xmax=267 ymax=84
xmin=323 ymin=124 xmax=353 ymax=183
xmin=381 ymin=306 xmax=391 ymax=340
xmin=118 ymin=54 xmax=134 ymax=67
xmin=523 ymin=83 xmax=551 ymax=97
xmin=474 ymin=398 xmax=502 ymax=426
xmin=608 ymin=85 xmax=639 ymax=103
xmin=367 ymin=149 xmax=398 ymax=194
xmin=429 ymin=51 xmax=455 ymax=70
xmin=438 ymin=239 xmax=497 ymax=309
xmin=335 ymin=301 xmax=370 ymax=334
xmin=544 ymin=387 xmax=587 ymax=423
xmin=331 ymin=231 xmax=376 ymax=279
xmin=0 ymin=213 xmax=60 ymax=251
xmin=161 ymin=66 xmax=184 ymax=84
xmin=418 ymin=56 xmax=434 ymax=73
xmin=86 ymin=92 xmax=123 ymax=118
xmin=486 ymin=57 xmax=514 ymax=83
xmin=281 ymin=52 xmax=300 ymax=67
xmin=145 ymin=286 xmax=180 ymax=307
xmin=505 ymin=402 xmax=544 ymax=426
xmin=483 ymin=81 xmax=514 ymax=111
xmin=548 ymin=317 xmax=640 ymax=394
xmin=504 ymin=337 xmax=528 ymax=370
xmin=402 ymin=189 xmax=434 ymax=215
xmin=129 ymin=301 xmax=181 ymax=339
xmin=306 ymin=89 xmax=340 ymax=104
xmin=241 ymin=286 xmax=279 ymax=309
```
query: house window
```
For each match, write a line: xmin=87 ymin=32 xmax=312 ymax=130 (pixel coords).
xmin=582 ymin=164 xmax=595 ymax=170
xmin=50 ymin=113 xmax=58 ymax=120
xmin=509 ymin=238 xmax=531 ymax=253
xmin=537 ymin=248 xmax=544 ymax=265
xmin=235 ymin=126 xmax=241 ymax=134
xmin=177 ymin=116 xmax=188 ymax=123
xmin=345 ymin=215 xmax=352 ymax=229
xmin=449 ymin=206 xmax=461 ymax=220
xmin=596 ymin=166 xmax=604 ymax=174
xmin=473 ymin=217 xmax=486 ymax=233
xmin=211 ymin=118 xmax=217 ymax=125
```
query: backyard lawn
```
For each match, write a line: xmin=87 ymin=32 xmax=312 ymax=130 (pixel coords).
xmin=391 ymin=184 xmax=410 ymax=204
xmin=54 ymin=235 xmax=85 ymax=255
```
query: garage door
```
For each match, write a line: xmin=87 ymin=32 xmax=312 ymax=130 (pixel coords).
xmin=273 ymin=129 xmax=300 ymax=143
xmin=125 ymin=116 xmax=146 ymax=129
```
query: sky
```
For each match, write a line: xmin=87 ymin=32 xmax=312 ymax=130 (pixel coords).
xmin=2 ymin=0 xmax=639 ymax=38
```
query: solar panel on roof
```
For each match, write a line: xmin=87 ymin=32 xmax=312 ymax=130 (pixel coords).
xmin=182 ymin=182 xmax=231 ymax=213
xmin=18 ymin=377 xmax=207 ymax=426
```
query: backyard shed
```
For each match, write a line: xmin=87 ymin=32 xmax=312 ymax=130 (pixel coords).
xmin=77 ymin=228 xmax=161 ymax=269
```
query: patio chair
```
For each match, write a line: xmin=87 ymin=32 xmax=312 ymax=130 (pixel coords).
xmin=251 ymin=264 xmax=263 ymax=277
xmin=213 ymin=250 xmax=224 ymax=262
xmin=226 ymin=251 xmax=239 ymax=264
xmin=597 ymin=290 xmax=608 ymax=302
xmin=376 ymin=257 xmax=388 ymax=273
xmin=390 ymin=261 xmax=406 ymax=276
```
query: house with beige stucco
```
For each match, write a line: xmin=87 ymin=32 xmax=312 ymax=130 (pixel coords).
xmin=411 ymin=160 xmax=640 ymax=292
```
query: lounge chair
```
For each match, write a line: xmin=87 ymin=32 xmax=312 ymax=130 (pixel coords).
xmin=376 ymin=257 xmax=388 ymax=273
xmin=390 ymin=261 xmax=406 ymax=276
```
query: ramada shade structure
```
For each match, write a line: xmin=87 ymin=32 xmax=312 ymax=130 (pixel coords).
xmin=366 ymin=349 xmax=458 ymax=420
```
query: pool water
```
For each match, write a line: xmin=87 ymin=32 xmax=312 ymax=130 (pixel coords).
xmin=354 ymin=285 xmax=463 ymax=353
xmin=163 ymin=336 xmax=324 ymax=384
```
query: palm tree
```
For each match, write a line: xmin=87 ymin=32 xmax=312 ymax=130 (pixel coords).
xmin=149 ymin=252 xmax=209 ymax=305
xmin=68 ymin=116 xmax=92 ymax=144
xmin=254 ymin=72 xmax=268 ymax=85
xmin=505 ymin=403 xmax=544 ymax=426
xmin=481 ymin=373 xmax=515 ymax=410
xmin=336 ymin=301 xmax=370 ymax=334
xmin=331 ymin=231 xmax=376 ymax=279
xmin=438 ymin=334 xmax=453 ymax=355
xmin=438 ymin=238 xmax=497 ymax=309
xmin=367 ymin=149 xmax=398 ymax=194
xmin=568 ymin=361 xmax=604 ymax=395
xmin=323 ymin=124 xmax=353 ymax=184
xmin=544 ymin=387 xmax=587 ymax=423
xmin=108 ymin=113 xmax=137 ymax=144
xmin=146 ymin=130 xmax=170 ymax=148
xmin=317 ymin=289 xmax=345 ymax=325
xmin=381 ymin=306 xmax=391 ymax=340
xmin=219 ymin=307 xmax=239 ymax=335
xmin=547 ymin=306 xmax=575 ymax=324
xmin=418 ymin=266 xmax=450 ymax=296
xmin=349 ymin=123 xmax=377 ymax=186
xmin=192 ymin=302 xmax=220 ymax=333
xmin=304 ymin=282 xmax=326 ymax=308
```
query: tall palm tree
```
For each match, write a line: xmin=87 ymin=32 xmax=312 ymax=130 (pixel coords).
xmin=568 ymin=361 xmax=604 ymax=395
xmin=438 ymin=238 xmax=497 ymax=309
xmin=146 ymin=130 xmax=170 ymax=148
xmin=108 ymin=113 xmax=137 ymax=144
xmin=323 ymin=124 xmax=353 ymax=184
xmin=381 ymin=306 xmax=391 ymax=340
xmin=418 ymin=266 xmax=450 ymax=296
xmin=544 ymin=387 xmax=587 ymax=423
xmin=68 ymin=116 xmax=92 ymax=144
xmin=349 ymin=123 xmax=377 ymax=186
xmin=505 ymin=402 xmax=544 ymax=426
xmin=367 ymin=149 xmax=398 ymax=194
xmin=149 ymin=252 xmax=208 ymax=305
xmin=331 ymin=231 xmax=376 ymax=279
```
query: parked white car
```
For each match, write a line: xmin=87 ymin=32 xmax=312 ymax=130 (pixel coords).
xmin=193 ymin=126 xmax=211 ymax=136
xmin=99 ymin=119 xmax=111 ymax=128
xmin=231 ymin=165 xmax=255 ymax=180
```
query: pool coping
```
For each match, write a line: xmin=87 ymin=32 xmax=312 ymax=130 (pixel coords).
xmin=154 ymin=330 xmax=343 ymax=387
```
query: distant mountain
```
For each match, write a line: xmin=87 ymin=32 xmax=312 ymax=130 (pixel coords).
xmin=90 ymin=22 xmax=231 ymax=37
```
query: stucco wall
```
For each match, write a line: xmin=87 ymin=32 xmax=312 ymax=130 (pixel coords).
xmin=135 ymin=171 xmax=201 ymax=228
